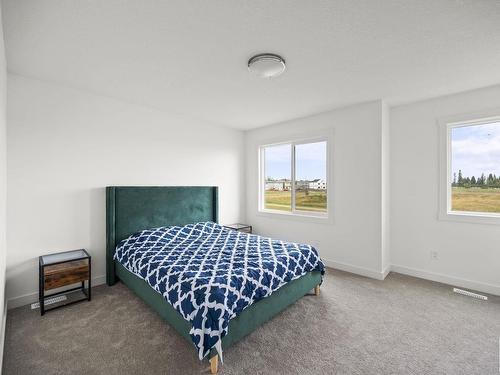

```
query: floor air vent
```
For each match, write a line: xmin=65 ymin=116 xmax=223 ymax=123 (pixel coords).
xmin=453 ymin=288 xmax=488 ymax=300
xmin=31 ymin=295 xmax=68 ymax=309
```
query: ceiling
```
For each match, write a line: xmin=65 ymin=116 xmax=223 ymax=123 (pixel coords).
xmin=2 ymin=1 xmax=500 ymax=129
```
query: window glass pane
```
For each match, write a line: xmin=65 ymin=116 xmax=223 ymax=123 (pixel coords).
xmin=451 ymin=122 xmax=500 ymax=213
xmin=294 ymin=141 xmax=327 ymax=213
xmin=264 ymin=144 xmax=291 ymax=211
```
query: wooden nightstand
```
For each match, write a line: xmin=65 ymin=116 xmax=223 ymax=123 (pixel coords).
xmin=38 ymin=249 xmax=91 ymax=315
xmin=223 ymin=223 xmax=252 ymax=234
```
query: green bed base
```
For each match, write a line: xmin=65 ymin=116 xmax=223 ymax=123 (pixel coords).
xmin=106 ymin=186 xmax=321 ymax=365
xmin=115 ymin=262 xmax=321 ymax=359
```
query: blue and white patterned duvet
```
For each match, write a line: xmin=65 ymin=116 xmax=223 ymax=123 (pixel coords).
xmin=114 ymin=222 xmax=324 ymax=360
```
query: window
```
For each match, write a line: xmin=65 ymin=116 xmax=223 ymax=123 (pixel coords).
xmin=260 ymin=139 xmax=328 ymax=217
xmin=439 ymin=113 xmax=500 ymax=223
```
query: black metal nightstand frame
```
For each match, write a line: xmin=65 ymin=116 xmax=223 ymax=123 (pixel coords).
xmin=223 ymin=223 xmax=253 ymax=233
xmin=38 ymin=249 xmax=91 ymax=316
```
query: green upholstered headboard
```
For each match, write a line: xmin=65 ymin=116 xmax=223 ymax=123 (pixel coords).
xmin=106 ymin=186 xmax=218 ymax=285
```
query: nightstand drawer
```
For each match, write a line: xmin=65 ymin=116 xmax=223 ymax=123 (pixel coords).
xmin=44 ymin=260 xmax=89 ymax=290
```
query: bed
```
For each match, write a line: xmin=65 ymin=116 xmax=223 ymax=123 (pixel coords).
xmin=106 ymin=186 xmax=324 ymax=373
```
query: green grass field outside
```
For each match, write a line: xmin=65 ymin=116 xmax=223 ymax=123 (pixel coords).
xmin=265 ymin=187 xmax=500 ymax=214
xmin=264 ymin=190 xmax=327 ymax=212
xmin=451 ymin=187 xmax=500 ymax=213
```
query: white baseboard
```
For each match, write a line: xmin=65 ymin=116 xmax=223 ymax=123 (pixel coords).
xmin=6 ymin=264 xmax=500 ymax=310
xmin=381 ymin=264 xmax=391 ymax=279
xmin=324 ymin=259 xmax=499 ymax=296
xmin=7 ymin=274 xmax=106 ymax=310
xmin=391 ymin=264 xmax=500 ymax=297
xmin=323 ymin=259 xmax=389 ymax=281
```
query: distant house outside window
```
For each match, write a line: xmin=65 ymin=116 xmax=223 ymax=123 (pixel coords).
xmin=260 ymin=139 xmax=329 ymax=217
xmin=439 ymin=113 xmax=500 ymax=223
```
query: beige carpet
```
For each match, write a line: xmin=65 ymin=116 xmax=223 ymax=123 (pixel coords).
xmin=3 ymin=269 xmax=500 ymax=374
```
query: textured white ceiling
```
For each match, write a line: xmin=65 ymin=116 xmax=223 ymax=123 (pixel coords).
xmin=2 ymin=0 xmax=500 ymax=129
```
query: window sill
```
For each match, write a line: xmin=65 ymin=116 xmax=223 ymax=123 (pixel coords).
xmin=438 ymin=210 xmax=500 ymax=225
xmin=257 ymin=209 xmax=333 ymax=224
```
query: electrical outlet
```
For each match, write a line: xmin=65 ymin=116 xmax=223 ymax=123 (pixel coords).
xmin=430 ymin=250 xmax=438 ymax=260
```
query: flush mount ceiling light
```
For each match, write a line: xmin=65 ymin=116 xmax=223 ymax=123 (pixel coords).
xmin=248 ymin=53 xmax=286 ymax=78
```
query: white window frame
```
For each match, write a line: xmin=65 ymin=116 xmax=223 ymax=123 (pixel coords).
xmin=258 ymin=135 xmax=332 ymax=223
xmin=438 ymin=109 xmax=500 ymax=225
